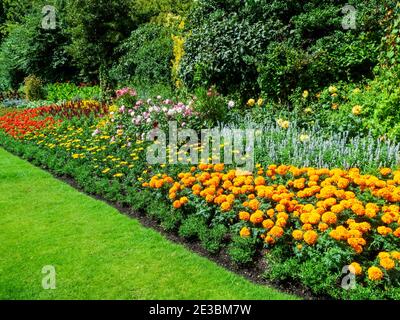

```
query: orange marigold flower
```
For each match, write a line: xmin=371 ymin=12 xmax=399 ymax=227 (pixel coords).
xmin=391 ymin=251 xmax=400 ymax=260
xmin=331 ymin=204 xmax=344 ymax=214
xmin=380 ymin=168 xmax=392 ymax=176
xmin=382 ymin=213 xmax=396 ymax=224
xmin=221 ymin=201 xmax=232 ymax=212
xmin=214 ymin=163 xmax=225 ymax=172
xmin=264 ymin=235 xmax=275 ymax=244
xmin=322 ymin=212 xmax=337 ymax=225
xmin=179 ymin=197 xmax=189 ymax=205
xmin=308 ymin=211 xmax=321 ymax=225
xmin=248 ymin=199 xmax=260 ymax=211
xmin=380 ymin=257 xmax=395 ymax=270
xmin=269 ymin=226 xmax=284 ymax=238
xmin=240 ymin=227 xmax=251 ymax=238
xmin=351 ymin=203 xmax=365 ymax=216
xmin=275 ymin=218 xmax=287 ymax=227
xmin=368 ymin=266 xmax=384 ymax=281
xmin=318 ymin=222 xmax=329 ymax=232
xmin=262 ymin=219 xmax=274 ymax=229
xmin=302 ymin=223 xmax=313 ymax=231
xmin=394 ymin=228 xmax=400 ymax=238
xmin=349 ymin=262 xmax=362 ymax=276
xmin=277 ymin=212 xmax=289 ymax=220
xmin=378 ymin=252 xmax=391 ymax=259
xmin=250 ymin=210 xmax=264 ymax=224
xmin=254 ymin=176 xmax=266 ymax=186
xmin=173 ymin=200 xmax=182 ymax=209
xmin=292 ymin=230 xmax=304 ymax=241
xmin=377 ymin=226 xmax=392 ymax=236
xmin=275 ymin=204 xmax=286 ymax=212
xmin=239 ymin=211 xmax=250 ymax=221
xmin=169 ymin=192 xmax=177 ymax=200
xmin=304 ymin=230 xmax=318 ymax=245
xmin=266 ymin=209 xmax=275 ymax=218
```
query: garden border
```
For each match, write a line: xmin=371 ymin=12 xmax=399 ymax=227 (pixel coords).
xmin=0 ymin=144 xmax=328 ymax=300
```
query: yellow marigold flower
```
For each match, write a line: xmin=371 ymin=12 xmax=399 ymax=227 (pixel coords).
xmin=113 ymin=173 xmax=124 ymax=178
xmin=352 ymin=105 xmax=362 ymax=116
xmin=179 ymin=197 xmax=189 ymax=205
xmin=240 ymin=227 xmax=251 ymax=238
xmin=72 ymin=153 xmax=80 ymax=159
xmin=302 ymin=90 xmax=309 ymax=99
xmin=277 ymin=119 xmax=290 ymax=129
xmin=292 ymin=230 xmax=304 ymax=241
xmin=247 ymin=99 xmax=256 ymax=107
xmin=304 ymin=230 xmax=318 ymax=245
xmin=349 ymin=262 xmax=362 ymax=276
xmin=328 ymin=86 xmax=338 ymax=94
xmin=299 ymin=134 xmax=310 ymax=142
xmin=257 ymin=98 xmax=264 ymax=106
xmin=304 ymin=107 xmax=313 ymax=114
xmin=380 ymin=257 xmax=395 ymax=270
xmin=102 ymin=168 xmax=110 ymax=174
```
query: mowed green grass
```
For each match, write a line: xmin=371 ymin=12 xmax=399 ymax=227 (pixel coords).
xmin=0 ymin=148 xmax=297 ymax=300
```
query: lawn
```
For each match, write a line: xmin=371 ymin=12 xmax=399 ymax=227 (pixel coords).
xmin=0 ymin=148 xmax=296 ymax=300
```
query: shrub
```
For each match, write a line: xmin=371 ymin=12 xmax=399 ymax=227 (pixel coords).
xmin=46 ymin=83 xmax=101 ymax=102
xmin=179 ymin=215 xmax=206 ymax=240
xmin=228 ymin=236 xmax=257 ymax=266
xmin=193 ymin=86 xmax=229 ymax=126
xmin=199 ymin=224 xmax=227 ymax=254
xmin=182 ymin=0 xmax=387 ymax=101
xmin=110 ymin=23 xmax=173 ymax=87
xmin=24 ymin=75 xmax=45 ymax=101
xmin=0 ymin=8 xmax=77 ymax=89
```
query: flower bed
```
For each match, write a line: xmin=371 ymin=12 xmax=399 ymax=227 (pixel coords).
xmin=0 ymin=93 xmax=399 ymax=300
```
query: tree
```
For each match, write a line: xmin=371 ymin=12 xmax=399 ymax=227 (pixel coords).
xmin=65 ymin=0 xmax=136 ymax=82
xmin=0 ymin=1 xmax=77 ymax=90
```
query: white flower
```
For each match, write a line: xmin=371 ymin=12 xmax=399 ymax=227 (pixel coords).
xmin=228 ymin=100 xmax=235 ymax=109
